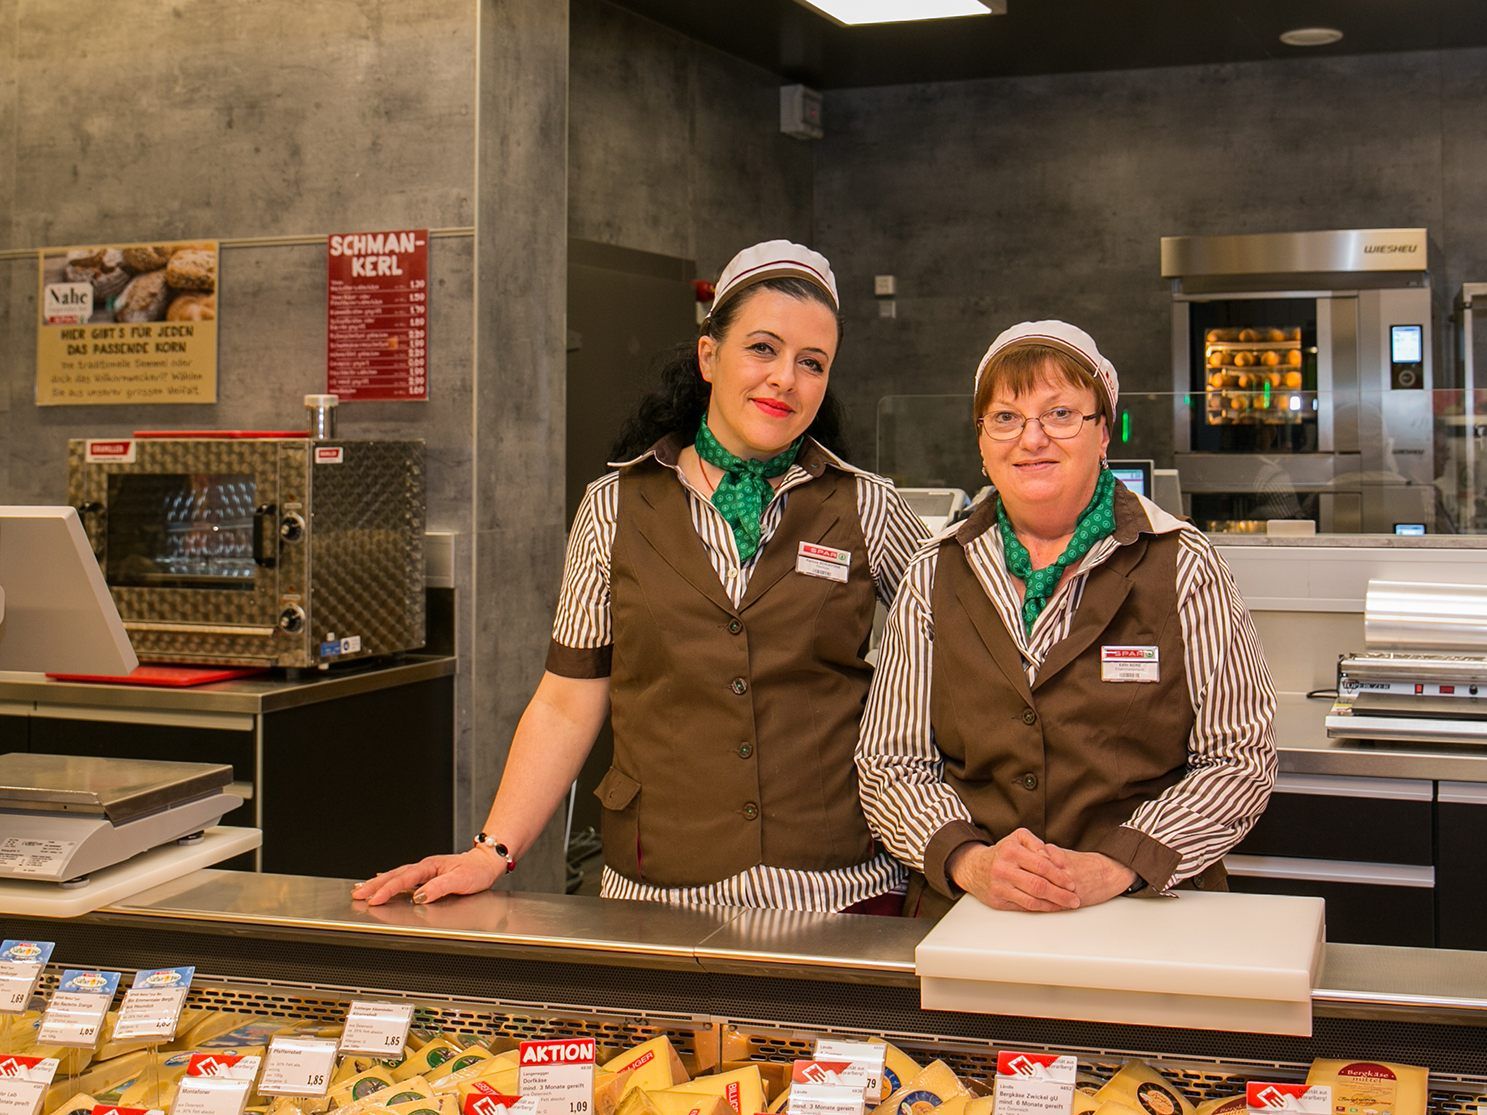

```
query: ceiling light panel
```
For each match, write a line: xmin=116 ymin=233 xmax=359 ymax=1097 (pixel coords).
xmin=796 ymin=0 xmax=1003 ymax=27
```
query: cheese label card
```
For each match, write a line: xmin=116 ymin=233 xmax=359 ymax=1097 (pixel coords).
xmin=994 ymin=1052 xmax=1076 ymax=1115
xmin=796 ymin=543 xmax=850 ymax=584
xmin=0 ymin=1055 xmax=60 ymax=1115
xmin=0 ymin=943 xmax=53 ymax=1015
xmin=114 ymin=967 xmax=194 ymax=1043
xmin=38 ymin=970 xmax=121 ymax=1048
xmin=258 ymin=1037 xmax=338 ymax=1096
xmin=787 ymin=1083 xmax=864 ymax=1115
xmin=1246 ymin=1084 xmax=1331 ymax=1115
xmin=173 ymin=1074 xmax=256 ymax=1115
xmin=1100 ymin=646 xmax=1159 ymax=683
xmin=339 ymin=1001 xmax=415 ymax=1056
xmin=792 ymin=1061 xmax=873 ymax=1102
xmin=517 ymin=1041 xmax=594 ymax=1115
xmin=463 ymin=1095 xmax=540 ymax=1115
xmin=812 ymin=1043 xmax=885 ymax=1103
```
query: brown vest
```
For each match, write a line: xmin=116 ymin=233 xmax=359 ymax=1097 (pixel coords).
xmin=595 ymin=438 xmax=879 ymax=887
xmin=914 ymin=487 xmax=1225 ymax=915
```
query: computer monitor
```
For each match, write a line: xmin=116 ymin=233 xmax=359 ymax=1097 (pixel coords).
xmin=1107 ymin=459 xmax=1155 ymax=499
xmin=0 ymin=506 xmax=138 ymax=674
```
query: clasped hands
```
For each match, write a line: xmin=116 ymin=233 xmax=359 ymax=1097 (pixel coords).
xmin=947 ymin=828 xmax=1137 ymax=912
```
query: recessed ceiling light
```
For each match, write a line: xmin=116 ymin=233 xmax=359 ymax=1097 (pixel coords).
xmin=795 ymin=0 xmax=1004 ymax=27
xmin=1280 ymin=26 xmax=1344 ymax=47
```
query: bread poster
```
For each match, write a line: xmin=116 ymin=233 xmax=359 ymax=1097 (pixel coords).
xmin=36 ymin=239 xmax=218 ymax=405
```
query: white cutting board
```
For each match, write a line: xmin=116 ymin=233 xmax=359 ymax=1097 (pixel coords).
xmin=0 ymin=826 xmax=260 ymax=917
xmin=916 ymin=890 xmax=1325 ymax=1036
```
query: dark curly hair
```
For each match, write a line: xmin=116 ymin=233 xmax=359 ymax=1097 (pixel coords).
xmin=610 ymin=277 xmax=849 ymax=461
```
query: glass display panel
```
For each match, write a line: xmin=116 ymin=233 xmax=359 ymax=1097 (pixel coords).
xmin=105 ymin=473 xmax=257 ymax=590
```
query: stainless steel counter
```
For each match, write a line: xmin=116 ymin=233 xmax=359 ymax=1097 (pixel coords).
xmin=1276 ymin=691 xmax=1487 ymax=782
xmin=92 ymin=869 xmax=1487 ymax=1023
xmin=0 ymin=655 xmax=456 ymax=716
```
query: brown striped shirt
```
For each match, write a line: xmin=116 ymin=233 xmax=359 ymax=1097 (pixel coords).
xmin=855 ymin=490 xmax=1276 ymax=891
xmin=551 ymin=439 xmax=929 ymax=910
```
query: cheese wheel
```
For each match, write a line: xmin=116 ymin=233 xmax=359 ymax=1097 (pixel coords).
xmin=1261 ymin=350 xmax=1281 ymax=366
xmin=668 ymin=1066 xmax=766 ymax=1115
xmin=1305 ymin=1060 xmax=1428 ymax=1115
xmin=1283 ymin=371 xmax=1303 ymax=388
xmin=873 ymin=1042 xmax=924 ymax=1098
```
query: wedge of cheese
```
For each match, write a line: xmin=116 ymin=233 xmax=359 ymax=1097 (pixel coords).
xmin=603 ymin=1037 xmax=689 ymax=1097
xmin=873 ymin=1061 xmax=968 ymax=1115
xmin=649 ymin=1092 xmax=732 ymax=1115
xmin=333 ymin=1066 xmax=404 ymax=1106
xmin=443 ymin=1048 xmax=496 ymax=1077
xmin=870 ymin=1043 xmax=923 ymax=1100
xmin=1095 ymin=1064 xmax=1194 ymax=1115
xmin=667 ymin=1067 xmax=765 ymax=1115
xmin=1194 ymin=1098 xmax=1243 ymax=1115
xmin=397 ymin=1040 xmax=463 ymax=1081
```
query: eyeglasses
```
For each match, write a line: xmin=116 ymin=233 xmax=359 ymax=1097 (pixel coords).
xmin=976 ymin=406 xmax=1099 ymax=442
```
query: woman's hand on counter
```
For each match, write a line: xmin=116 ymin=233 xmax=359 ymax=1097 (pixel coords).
xmin=351 ymin=849 xmax=504 ymax=907
xmin=1044 ymin=845 xmax=1138 ymax=908
xmin=949 ymin=828 xmax=1080 ymax=912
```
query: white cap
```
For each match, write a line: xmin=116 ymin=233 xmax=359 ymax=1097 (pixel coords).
xmin=710 ymin=240 xmax=839 ymax=315
xmin=973 ymin=320 xmax=1119 ymax=415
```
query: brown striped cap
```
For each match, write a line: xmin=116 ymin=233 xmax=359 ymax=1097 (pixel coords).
xmin=974 ymin=320 xmax=1119 ymax=415
xmin=710 ymin=240 xmax=839 ymax=315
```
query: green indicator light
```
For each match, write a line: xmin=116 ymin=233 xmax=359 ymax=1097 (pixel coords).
xmin=1263 ymin=381 xmax=1272 ymax=407
xmin=1121 ymin=411 xmax=1131 ymax=444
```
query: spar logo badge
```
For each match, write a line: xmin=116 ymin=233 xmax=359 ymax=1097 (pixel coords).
xmin=3 ymin=943 xmax=41 ymax=962
xmin=142 ymin=970 xmax=183 ymax=987
xmin=68 ymin=972 xmax=109 ymax=992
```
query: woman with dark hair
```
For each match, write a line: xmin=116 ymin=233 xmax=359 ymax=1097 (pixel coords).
xmin=355 ymin=241 xmax=927 ymax=912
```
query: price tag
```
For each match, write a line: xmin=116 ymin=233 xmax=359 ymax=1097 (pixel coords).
xmin=0 ymin=943 xmax=54 ymax=1015
xmin=38 ymin=970 xmax=120 ymax=1049
xmin=993 ymin=1052 xmax=1077 ymax=1115
xmin=338 ymin=1002 xmax=414 ymax=1056
xmin=0 ymin=1055 xmax=60 ymax=1115
xmin=812 ymin=1042 xmax=887 ymax=1103
xmin=517 ymin=1040 xmax=595 ymax=1115
xmin=258 ymin=1038 xmax=338 ymax=1097
xmin=170 ymin=1055 xmax=261 ymax=1115
xmin=1247 ymin=1084 xmax=1332 ymax=1115
xmin=787 ymin=1083 xmax=865 ymax=1115
xmin=114 ymin=968 xmax=194 ymax=1043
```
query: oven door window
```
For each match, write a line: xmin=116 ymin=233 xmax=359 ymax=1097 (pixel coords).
xmin=1191 ymin=297 xmax=1318 ymax=453
xmin=106 ymin=474 xmax=258 ymax=589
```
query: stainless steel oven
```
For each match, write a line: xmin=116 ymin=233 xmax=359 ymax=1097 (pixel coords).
xmin=68 ymin=435 xmax=425 ymax=668
xmin=1162 ymin=228 xmax=1436 ymax=533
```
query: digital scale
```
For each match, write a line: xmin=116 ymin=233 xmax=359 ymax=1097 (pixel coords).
xmin=0 ymin=754 xmax=248 ymax=885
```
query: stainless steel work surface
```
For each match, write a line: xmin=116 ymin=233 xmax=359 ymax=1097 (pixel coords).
xmin=106 ymin=869 xmax=734 ymax=970
xmin=0 ymin=655 xmax=454 ymax=715
xmin=695 ymin=907 xmax=922 ymax=986
xmin=1277 ymin=691 xmax=1487 ymax=781
xmin=1317 ymin=943 xmax=1487 ymax=1015
xmin=0 ymin=753 xmax=231 ymax=822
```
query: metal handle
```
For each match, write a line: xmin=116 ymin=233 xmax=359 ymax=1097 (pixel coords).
xmin=253 ymin=503 xmax=278 ymax=568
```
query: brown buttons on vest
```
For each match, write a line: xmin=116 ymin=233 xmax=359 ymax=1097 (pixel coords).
xmin=727 ymin=618 xmax=743 ymax=635
xmin=1021 ymin=708 xmax=1037 ymax=725
xmin=730 ymin=677 xmax=749 ymax=695
xmin=737 ymin=742 xmax=753 ymax=759
xmin=742 ymin=802 xmax=759 ymax=820
xmin=1018 ymin=772 xmax=1039 ymax=790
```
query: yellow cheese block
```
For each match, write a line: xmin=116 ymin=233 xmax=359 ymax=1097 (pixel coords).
xmin=872 ymin=1043 xmax=923 ymax=1100
xmin=1093 ymin=1102 xmax=1143 ymax=1115
xmin=367 ymin=1077 xmax=436 ymax=1106
xmin=334 ymin=1066 xmax=404 ymax=1105
xmin=615 ymin=1089 xmax=661 ymax=1115
xmin=397 ymin=1040 xmax=463 ymax=1081
xmin=43 ymin=1094 xmax=102 ymax=1115
xmin=1195 ymin=1098 xmax=1244 ymax=1115
xmin=604 ymin=1037 xmax=689 ymax=1096
xmin=651 ymin=1092 xmax=733 ymax=1115
xmin=391 ymin=1100 xmax=445 ymax=1115
xmin=873 ymin=1061 xmax=968 ymax=1115
xmin=443 ymin=1047 xmax=496 ymax=1076
xmin=444 ymin=1067 xmax=519 ymax=1101
xmin=1306 ymin=1060 xmax=1429 ymax=1115
xmin=1095 ymin=1064 xmax=1195 ymax=1115
xmin=668 ymin=1066 xmax=766 ymax=1115
xmin=1072 ymin=1092 xmax=1100 ymax=1115
xmin=597 ymin=1070 xmax=632 ymax=1115
xmin=45 ymin=1048 xmax=151 ymax=1109
xmin=967 ymin=1100 xmax=994 ymax=1115
xmin=935 ymin=1097 xmax=969 ymax=1115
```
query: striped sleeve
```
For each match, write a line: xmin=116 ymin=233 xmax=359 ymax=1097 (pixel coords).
xmin=856 ymin=545 xmax=982 ymax=891
xmin=1109 ymin=530 xmax=1278 ymax=889
xmin=856 ymin=475 xmax=930 ymax=605
xmin=545 ymin=473 xmax=618 ymax=678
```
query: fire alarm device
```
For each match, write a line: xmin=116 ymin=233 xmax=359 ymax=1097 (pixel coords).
xmin=781 ymin=84 xmax=824 ymax=140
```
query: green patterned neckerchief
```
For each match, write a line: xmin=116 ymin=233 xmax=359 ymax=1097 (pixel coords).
xmin=997 ymin=466 xmax=1118 ymax=635
xmin=694 ymin=416 xmax=803 ymax=563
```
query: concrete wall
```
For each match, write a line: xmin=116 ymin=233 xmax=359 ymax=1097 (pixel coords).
xmin=0 ymin=0 xmax=571 ymax=890
xmin=815 ymin=48 xmax=1487 ymax=472
xmin=569 ymin=0 xmax=814 ymax=284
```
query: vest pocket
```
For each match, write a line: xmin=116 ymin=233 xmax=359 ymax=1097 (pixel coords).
xmin=594 ymin=766 xmax=642 ymax=880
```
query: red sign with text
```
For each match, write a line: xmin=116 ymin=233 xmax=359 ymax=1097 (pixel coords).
xmin=327 ymin=229 xmax=428 ymax=401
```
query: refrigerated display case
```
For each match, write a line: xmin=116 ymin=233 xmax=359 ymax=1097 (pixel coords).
xmin=10 ymin=871 xmax=1487 ymax=1115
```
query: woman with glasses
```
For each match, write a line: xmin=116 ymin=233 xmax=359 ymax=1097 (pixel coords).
xmin=855 ymin=320 xmax=1277 ymax=919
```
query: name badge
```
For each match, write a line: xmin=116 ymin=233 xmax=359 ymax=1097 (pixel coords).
xmin=796 ymin=542 xmax=850 ymax=583
xmin=1100 ymin=645 xmax=1159 ymax=683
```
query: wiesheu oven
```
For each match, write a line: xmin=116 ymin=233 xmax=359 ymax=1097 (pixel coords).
xmin=68 ymin=434 xmax=425 ymax=668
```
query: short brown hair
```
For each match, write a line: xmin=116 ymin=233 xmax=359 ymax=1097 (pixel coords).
xmin=972 ymin=343 xmax=1112 ymax=429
